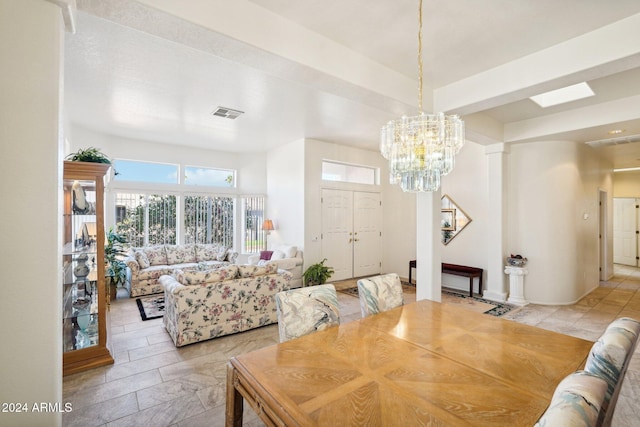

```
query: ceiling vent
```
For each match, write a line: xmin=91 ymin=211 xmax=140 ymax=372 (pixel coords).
xmin=585 ymin=134 xmax=640 ymax=148
xmin=211 ymin=106 xmax=244 ymax=120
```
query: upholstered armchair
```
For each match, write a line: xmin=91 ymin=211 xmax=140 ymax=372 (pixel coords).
xmin=248 ymin=244 xmax=303 ymax=288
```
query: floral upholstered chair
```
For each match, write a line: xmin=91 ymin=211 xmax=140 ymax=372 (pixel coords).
xmin=534 ymin=370 xmax=608 ymax=427
xmin=275 ymin=284 xmax=340 ymax=343
xmin=584 ymin=317 xmax=640 ymax=426
xmin=356 ymin=273 xmax=404 ymax=318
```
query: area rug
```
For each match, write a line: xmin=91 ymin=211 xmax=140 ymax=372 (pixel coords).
xmin=337 ymin=285 xmax=515 ymax=317
xmin=135 ymin=295 xmax=165 ymax=321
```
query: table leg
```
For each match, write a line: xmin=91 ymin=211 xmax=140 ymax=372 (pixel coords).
xmin=469 ymin=277 xmax=473 ymax=297
xmin=226 ymin=362 xmax=243 ymax=427
xmin=409 ymin=263 xmax=411 ymax=284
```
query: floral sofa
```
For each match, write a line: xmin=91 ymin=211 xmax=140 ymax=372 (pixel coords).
xmin=125 ymin=243 xmax=239 ymax=297
xmin=158 ymin=263 xmax=292 ymax=347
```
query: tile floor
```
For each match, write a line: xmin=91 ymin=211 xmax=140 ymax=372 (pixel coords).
xmin=63 ymin=265 xmax=640 ymax=426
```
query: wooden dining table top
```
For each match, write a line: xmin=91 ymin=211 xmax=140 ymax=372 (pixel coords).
xmin=226 ymin=299 xmax=594 ymax=426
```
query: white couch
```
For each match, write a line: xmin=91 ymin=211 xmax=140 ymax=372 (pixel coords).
xmin=247 ymin=244 xmax=303 ymax=288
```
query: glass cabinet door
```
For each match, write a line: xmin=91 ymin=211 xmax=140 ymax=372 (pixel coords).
xmin=63 ymin=161 xmax=113 ymax=375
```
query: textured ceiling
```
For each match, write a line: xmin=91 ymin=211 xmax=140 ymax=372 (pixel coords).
xmin=65 ymin=0 xmax=640 ymax=169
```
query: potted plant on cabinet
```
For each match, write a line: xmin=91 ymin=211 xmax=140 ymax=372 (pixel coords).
xmin=302 ymin=259 xmax=335 ymax=287
xmin=105 ymin=227 xmax=128 ymax=299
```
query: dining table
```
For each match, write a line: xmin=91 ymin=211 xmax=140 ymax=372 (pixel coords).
xmin=226 ymin=298 xmax=593 ymax=426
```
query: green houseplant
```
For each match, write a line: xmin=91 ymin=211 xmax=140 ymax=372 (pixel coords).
xmin=105 ymin=228 xmax=128 ymax=293
xmin=302 ymin=258 xmax=334 ymax=287
xmin=66 ymin=147 xmax=112 ymax=164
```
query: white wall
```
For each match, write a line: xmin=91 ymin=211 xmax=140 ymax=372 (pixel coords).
xmin=0 ymin=1 xmax=64 ymax=425
xmin=266 ymin=139 xmax=305 ymax=251
xmin=508 ymin=141 xmax=610 ymax=304
xmin=439 ymin=141 xmax=490 ymax=293
xmin=301 ymin=138 xmax=415 ymax=278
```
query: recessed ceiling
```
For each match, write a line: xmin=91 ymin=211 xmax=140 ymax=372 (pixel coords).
xmin=65 ymin=0 xmax=640 ymax=169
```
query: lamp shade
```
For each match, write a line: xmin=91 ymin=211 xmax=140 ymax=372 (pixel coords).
xmin=262 ymin=219 xmax=274 ymax=231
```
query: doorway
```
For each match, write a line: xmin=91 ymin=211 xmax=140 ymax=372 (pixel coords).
xmin=613 ymin=198 xmax=638 ymax=267
xmin=321 ymin=189 xmax=382 ymax=281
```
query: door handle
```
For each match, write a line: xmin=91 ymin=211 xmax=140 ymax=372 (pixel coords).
xmin=348 ymin=238 xmax=353 ymax=243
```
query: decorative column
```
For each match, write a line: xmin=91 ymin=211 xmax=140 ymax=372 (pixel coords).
xmin=416 ymin=190 xmax=441 ymax=302
xmin=483 ymin=143 xmax=509 ymax=302
xmin=505 ymin=266 xmax=529 ymax=306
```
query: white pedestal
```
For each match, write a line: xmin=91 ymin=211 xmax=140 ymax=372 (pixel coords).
xmin=504 ymin=266 xmax=529 ymax=306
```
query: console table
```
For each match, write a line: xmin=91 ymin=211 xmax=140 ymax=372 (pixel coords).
xmin=409 ymin=260 xmax=483 ymax=297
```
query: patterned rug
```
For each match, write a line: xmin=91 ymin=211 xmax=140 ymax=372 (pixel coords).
xmin=337 ymin=285 xmax=515 ymax=317
xmin=135 ymin=295 xmax=165 ymax=321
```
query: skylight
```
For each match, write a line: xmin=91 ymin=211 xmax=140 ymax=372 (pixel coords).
xmin=530 ymin=82 xmax=594 ymax=108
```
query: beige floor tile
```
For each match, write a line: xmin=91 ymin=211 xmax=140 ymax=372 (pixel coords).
xmin=63 ymin=266 xmax=640 ymax=427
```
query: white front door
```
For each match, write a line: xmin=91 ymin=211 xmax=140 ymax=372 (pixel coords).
xmin=321 ymin=189 xmax=353 ymax=281
xmin=353 ymin=192 xmax=381 ymax=277
xmin=321 ymin=189 xmax=382 ymax=281
xmin=613 ymin=198 xmax=637 ymax=266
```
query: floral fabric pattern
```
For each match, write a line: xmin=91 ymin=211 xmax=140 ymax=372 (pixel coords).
xmin=534 ymin=370 xmax=607 ymax=427
xmin=195 ymin=244 xmax=222 ymax=262
xmin=144 ymin=245 xmax=168 ymax=266
xmin=357 ymin=273 xmax=404 ymax=318
xmin=134 ymin=250 xmax=150 ymax=269
xmin=238 ymin=263 xmax=278 ymax=278
xmin=275 ymin=284 xmax=340 ymax=342
xmin=216 ymin=245 xmax=228 ymax=261
xmin=160 ymin=269 xmax=291 ymax=347
xmin=175 ymin=265 xmax=239 ymax=285
xmin=584 ymin=316 xmax=640 ymax=419
xmin=125 ymin=243 xmax=239 ymax=297
xmin=165 ymin=244 xmax=197 ymax=264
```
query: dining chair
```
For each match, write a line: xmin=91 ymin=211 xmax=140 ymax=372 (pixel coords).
xmin=533 ymin=370 xmax=608 ymax=427
xmin=356 ymin=273 xmax=404 ymax=318
xmin=275 ymin=284 xmax=340 ymax=343
xmin=584 ymin=317 xmax=640 ymax=426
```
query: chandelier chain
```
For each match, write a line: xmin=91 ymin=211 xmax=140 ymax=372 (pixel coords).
xmin=418 ymin=0 xmax=423 ymax=113
xmin=379 ymin=0 xmax=465 ymax=193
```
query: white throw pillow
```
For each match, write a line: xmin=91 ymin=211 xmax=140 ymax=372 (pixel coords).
xmin=271 ymin=249 xmax=286 ymax=260
xmin=275 ymin=245 xmax=297 ymax=258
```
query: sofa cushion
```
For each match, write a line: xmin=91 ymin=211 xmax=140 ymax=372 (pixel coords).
xmin=165 ymin=244 xmax=197 ymax=264
xmin=260 ymin=250 xmax=273 ymax=260
xmin=195 ymin=243 xmax=220 ymax=262
xmin=238 ymin=263 xmax=278 ymax=278
xmin=271 ymin=250 xmax=285 ymax=260
xmin=274 ymin=245 xmax=297 ymax=258
xmin=136 ymin=265 xmax=176 ymax=281
xmin=144 ymin=245 xmax=168 ymax=266
xmin=135 ymin=250 xmax=151 ymax=269
xmin=174 ymin=265 xmax=239 ymax=285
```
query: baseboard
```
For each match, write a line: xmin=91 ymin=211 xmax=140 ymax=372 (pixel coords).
xmin=482 ymin=290 xmax=507 ymax=303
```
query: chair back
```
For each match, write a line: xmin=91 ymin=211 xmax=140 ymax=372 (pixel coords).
xmin=584 ymin=317 xmax=640 ymax=426
xmin=275 ymin=284 xmax=340 ymax=343
xmin=534 ymin=370 xmax=608 ymax=427
xmin=356 ymin=273 xmax=404 ymax=318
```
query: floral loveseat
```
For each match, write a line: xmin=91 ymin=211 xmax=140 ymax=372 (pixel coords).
xmin=158 ymin=263 xmax=291 ymax=347
xmin=125 ymin=243 xmax=239 ymax=297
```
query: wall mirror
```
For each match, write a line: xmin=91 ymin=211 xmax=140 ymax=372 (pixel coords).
xmin=441 ymin=194 xmax=472 ymax=245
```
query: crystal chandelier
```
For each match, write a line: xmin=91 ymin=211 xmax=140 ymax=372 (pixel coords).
xmin=380 ymin=0 xmax=465 ymax=192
